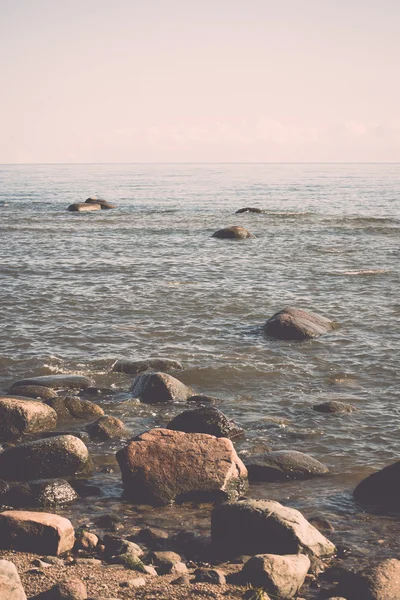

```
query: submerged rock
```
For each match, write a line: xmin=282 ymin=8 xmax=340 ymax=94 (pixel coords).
xmin=354 ymin=461 xmax=400 ymax=509
xmin=130 ymin=372 xmax=193 ymax=404
xmin=211 ymin=499 xmax=336 ymax=558
xmin=116 ymin=428 xmax=248 ymax=505
xmin=11 ymin=375 xmax=94 ymax=390
xmin=0 ymin=559 xmax=27 ymax=600
xmin=313 ymin=400 xmax=356 ymax=414
xmin=0 ymin=511 xmax=75 ymax=555
xmin=0 ymin=397 xmax=57 ymax=441
xmin=0 ymin=435 xmax=91 ymax=481
xmin=167 ymin=406 xmax=244 ymax=439
xmin=67 ymin=202 xmax=101 ymax=212
xmin=8 ymin=385 xmax=58 ymax=400
xmin=5 ymin=479 xmax=78 ymax=508
xmin=264 ymin=307 xmax=336 ymax=340
xmin=44 ymin=396 xmax=104 ymax=420
xmin=235 ymin=207 xmax=264 ymax=214
xmin=85 ymin=416 xmax=129 ymax=440
xmin=245 ymin=450 xmax=329 ymax=482
xmin=85 ymin=197 xmax=116 ymax=209
xmin=212 ymin=226 xmax=255 ymax=239
xmin=113 ymin=358 xmax=183 ymax=375
xmin=241 ymin=554 xmax=310 ymax=600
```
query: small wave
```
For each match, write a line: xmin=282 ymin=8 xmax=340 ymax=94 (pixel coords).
xmin=334 ymin=269 xmax=389 ymax=276
xmin=262 ymin=211 xmax=313 ymax=218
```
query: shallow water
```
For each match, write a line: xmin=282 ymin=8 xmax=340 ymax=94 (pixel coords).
xmin=1 ymin=163 xmax=399 ymax=569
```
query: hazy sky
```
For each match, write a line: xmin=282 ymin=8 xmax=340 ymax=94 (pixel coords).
xmin=1 ymin=0 xmax=399 ymax=163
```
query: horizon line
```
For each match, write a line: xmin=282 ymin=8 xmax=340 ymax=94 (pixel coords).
xmin=1 ymin=161 xmax=400 ymax=166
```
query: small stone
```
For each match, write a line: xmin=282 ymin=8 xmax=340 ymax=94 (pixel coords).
xmin=85 ymin=416 xmax=129 ymax=440
xmin=129 ymin=372 xmax=193 ymax=404
xmin=125 ymin=577 xmax=146 ymax=587
xmin=73 ymin=558 xmax=102 ymax=566
xmin=194 ymin=568 xmax=226 ymax=584
xmin=142 ymin=565 xmax=158 ymax=577
xmin=241 ymin=554 xmax=310 ymax=599
xmin=75 ymin=531 xmax=98 ymax=551
xmin=149 ymin=551 xmax=184 ymax=575
xmin=167 ymin=406 xmax=244 ymax=440
xmin=37 ymin=577 xmax=87 ymax=599
xmin=171 ymin=574 xmax=191 ymax=585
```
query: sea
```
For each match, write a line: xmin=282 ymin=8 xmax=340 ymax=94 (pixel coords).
xmin=1 ymin=163 xmax=399 ymax=570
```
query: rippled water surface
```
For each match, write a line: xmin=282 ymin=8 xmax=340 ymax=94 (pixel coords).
xmin=1 ymin=163 xmax=399 ymax=566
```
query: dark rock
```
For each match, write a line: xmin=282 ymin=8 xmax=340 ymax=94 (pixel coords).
xmin=245 ymin=450 xmax=329 ymax=482
xmin=0 ymin=511 xmax=75 ymax=555
xmin=40 ymin=431 xmax=90 ymax=443
xmin=68 ymin=203 xmax=101 ymax=212
xmin=5 ymin=479 xmax=78 ymax=508
xmin=0 ymin=480 xmax=10 ymax=497
xmin=69 ymin=480 xmax=102 ymax=497
xmin=211 ymin=499 xmax=336 ymax=559
xmin=194 ymin=568 xmax=226 ymax=584
xmin=85 ymin=198 xmax=115 ymax=209
xmin=8 ymin=385 xmax=58 ymax=400
xmin=94 ymin=514 xmax=122 ymax=532
xmin=0 ymin=397 xmax=57 ymax=441
xmin=11 ymin=375 xmax=94 ymax=390
xmin=0 ymin=435 xmax=91 ymax=481
xmin=241 ymin=554 xmax=310 ymax=599
xmin=171 ymin=574 xmax=191 ymax=585
xmin=340 ymin=558 xmax=400 ymax=600
xmin=212 ymin=226 xmax=255 ymax=239
xmin=85 ymin=416 xmax=129 ymax=440
xmin=354 ymin=461 xmax=400 ymax=509
xmin=103 ymin=534 xmax=143 ymax=563
xmin=33 ymin=577 xmax=87 ymax=599
xmin=149 ymin=551 xmax=187 ymax=575
xmin=75 ymin=531 xmax=98 ymax=551
xmin=129 ymin=372 xmax=193 ymax=404
xmin=264 ymin=307 xmax=336 ymax=340
xmin=113 ymin=358 xmax=183 ymax=375
xmin=134 ymin=527 xmax=169 ymax=549
xmin=167 ymin=406 xmax=244 ymax=440
xmin=309 ymin=517 xmax=335 ymax=532
xmin=116 ymin=428 xmax=248 ymax=505
xmin=44 ymin=397 xmax=104 ymax=420
xmin=0 ymin=559 xmax=27 ymax=600
xmin=313 ymin=401 xmax=356 ymax=414
xmin=187 ymin=395 xmax=218 ymax=405
xmin=236 ymin=207 xmax=264 ymax=213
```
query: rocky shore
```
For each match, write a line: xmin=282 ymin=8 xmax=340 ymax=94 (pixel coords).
xmin=0 ymin=309 xmax=399 ymax=599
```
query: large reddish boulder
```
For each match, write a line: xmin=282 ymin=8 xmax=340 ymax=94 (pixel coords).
xmin=264 ymin=307 xmax=336 ymax=340
xmin=0 ymin=397 xmax=57 ymax=441
xmin=0 ymin=511 xmax=75 ymax=555
xmin=116 ymin=428 xmax=248 ymax=505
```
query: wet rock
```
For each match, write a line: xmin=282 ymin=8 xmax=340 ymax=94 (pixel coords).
xmin=68 ymin=202 xmax=101 ymax=212
xmin=75 ymin=531 xmax=98 ymax=551
xmin=0 ymin=435 xmax=91 ymax=481
xmin=245 ymin=450 xmax=329 ymax=482
xmin=340 ymin=558 xmax=400 ymax=600
xmin=129 ymin=372 xmax=193 ymax=404
xmin=0 ymin=559 xmax=27 ymax=600
xmin=85 ymin=416 xmax=129 ymax=440
xmin=194 ymin=568 xmax=226 ymax=584
xmin=0 ymin=397 xmax=57 ymax=441
xmin=354 ymin=461 xmax=400 ymax=509
xmin=85 ymin=198 xmax=115 ymax=209
xmin=187 ymin=395 xmax=218 ymax=405
xmin=149 ymin=551 xmax=186 ymax=575
xmin=236 ymin=207 xmax=264 ymax=214
xmin=117 ymin=428 xmax=248 ymax=505
xmin=313 ymin=401 xmax=356 ymax=414
xmin=93 ymin=514 xmax=122 ymax=532
xmin=0 ymin=510 xmax=75 ymax=555
xmin=309 ymin=517 xmax=335 ymax=532
xmin=8 ymin=385 xmax=58 ymax=400
xmin=69 ymin=480 xmax=102 ymax=497
xmin=34 ymin=577 xmax=87 ymax=599
xmin=212 ymin=226 xmax=255 ymax=239
xmin=103 ymin=535 xmax=143 ymax=561
xmin=44 ymin=397 xmax=104 ymax=420
xmin=134 ymin=527 xmax=169 ymax=550
xmin=40 ymin=431 xmax=90 ymax=443
xmin=167 ymin=406 xmax=244 ymax=439
xmin=11 ymin=375 xmax=94 ymax=390
xmin=264 ymin=307 xmax=336 ymax=340
xmin=5 ymin=479 xmax=78 ymax=508
xmin=241 ymin=554 xmax=310 ymax=600
xmin=211 ymin=499 xmax=336 ymax=558
xmin=113 ymin=358 xmax=183 ymax=375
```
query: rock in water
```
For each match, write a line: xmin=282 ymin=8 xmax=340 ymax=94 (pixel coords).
xmin=241 ymin=554 xmax=310 ymax=599
xmin=235 ymin=207 xmax=264 ymax=214
xmin=0 ymin=511 xmax=75 ymax=555
xmin=44 ymin=396 xmax=104 ymax=419
xmin=0 ymin=559 xmax=27 ymax=600
xmin=0 ymin=397 xmax=57 ymax=441
xmin=167 ymin=406 xmax=244 ymax=440
xmin=211 ymin=499 xmax=335 ymax=558
xmin=116 ymin=428 xmax=248 ymax=505
xmin=85 ymin=198 xmax=115 ymax=209
xmin=8 ymin=385 xmax=58 ymax=400
xmin=85 ymin=416 xmax=129 ymax=440
xmin=112 ymin=358 xmax=183 ymax=375
xmin=5 ymin=479 xmax=78 ymax=508
xmin=313 ymin=400 xmax=356 ymax=414
xmin=264 ymin=307 xmax=336 ymax=340
xmin=10 ymin=375 xmax=94 ymax=390
xmin=354 ymin=461 xmax=400 ymax=509
xmin=212 ymin=226 xmax=255 ymax=239
xmin=67 ymin=203 xmax=101 ymax=212
xmin=245 ymin=451 xmax=329 ymax=482
xmin=0 ymin=435 xmax=91 ymax=481
xmin=130 ymin=372 xmax=193 ymax=404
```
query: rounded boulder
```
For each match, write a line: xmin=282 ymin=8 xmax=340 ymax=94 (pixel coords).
xmin=212 ymin=226 xmax=255 ymax=239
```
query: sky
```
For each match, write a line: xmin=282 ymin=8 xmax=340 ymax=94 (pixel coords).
xmin=1 ymin=0 xmax=399 ymax=163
